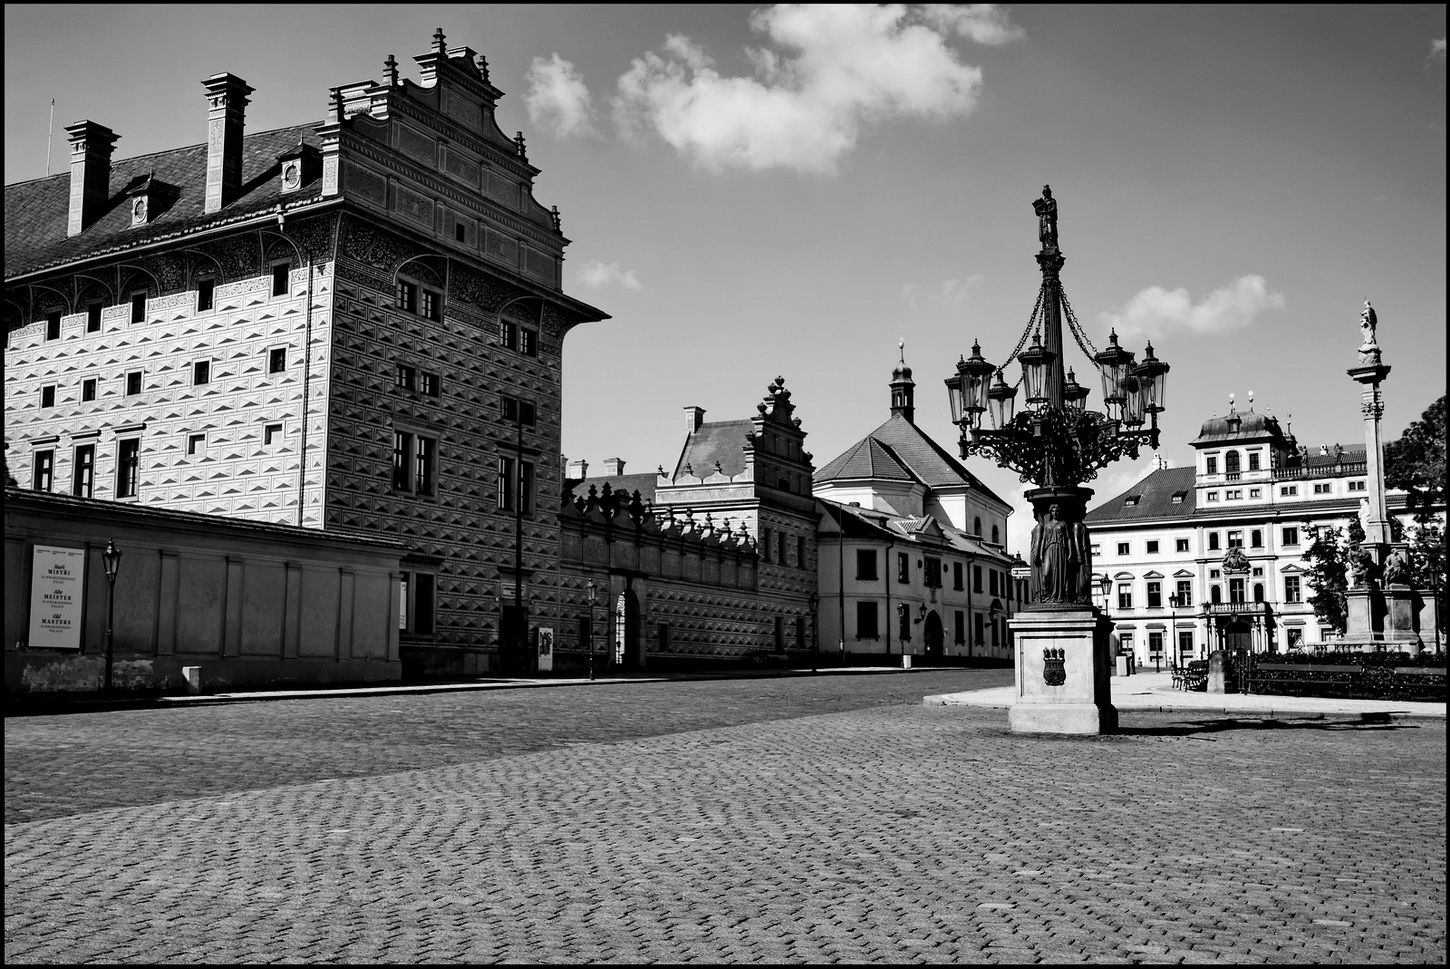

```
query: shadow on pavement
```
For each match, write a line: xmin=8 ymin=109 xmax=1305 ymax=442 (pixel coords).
xmin=1120 ymin=711 xmax=1423 ymax=737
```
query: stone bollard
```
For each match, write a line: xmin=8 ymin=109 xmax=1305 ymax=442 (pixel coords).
xmin=1115 ymin=653 xmax=1131 ymax=677
xmin=1207 ymin=649 xmax=1234 ymax=694
xmin=901 ymin=654 xmax=912 ymax=669
xmin=181 ymin=666 xmax=202 ymax=695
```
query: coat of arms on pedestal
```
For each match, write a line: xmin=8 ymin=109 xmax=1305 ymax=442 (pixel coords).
xmin=1043 ymin=647 xmax=1066 ymax=686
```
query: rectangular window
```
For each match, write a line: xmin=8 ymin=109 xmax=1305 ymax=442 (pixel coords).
xmin=396 ymin=280 xmax=418 ymax=314
xmin=1179 ymin=630 xmax=1194 ymax=657
xmin=1229 ymin=578 xmax=1246 ymax=604
xmin=269 ymin=348 xmax=286 ymax=373
xmin=797 ymin=536 xmax=807 ymax=570
xmin=1175 ymin=538 xmax=1189 ymax=553
xmin=974 ymin=612 xmax=985 ymax=646
xmin=1211 ymin=586 xmax=1222 ymax=604
xmin=1149 ymin=631 xmax=1164 ymax=656
xmin=502 ymin=320 xmax=518 ymax=350
xmin=40 ymin=385 xmax=56 ymax=408
xmin=1249 ymin=487 xmax=1262 ymax=498
xmin=520 ymin=327 xmax=538 ymax=356
xmin=421 ymin=372 xmax=440 ymax=397
xmin=777 ymin=534 xmax=787 ymax=565
xmin=32 ymin=450 xmax=54 ymax=492
xmin=856 ymin=549 xmax=878 ymax=580
xmin=131 ymin=292 xmax=146 ymax=323
xmin=973 ymin=565 xmax=983 ymax=593
xmin=1248 ymin=452 xmax=1261 ymax=471
xmin=1227 ymin=490 xmax=1241 ymax=500
xmin=87 ymin=302 xmax=103 ymax=332
xmin=271 ymin=263 xmax=290 ymax=297
xmin=187 ymin=434 xmax=206 ymax=457
xmin=925 ymin=555 xmax=942 ymax=589
xmin=1284 ymin=576 xmax=1302 ymax=604
xmin=520 ymin=461 xmax=535 ymax=516
xmin=82 ymin=378 xmax=97 ymax=402
xmin=1175 ymin=580 xmax=1192 ymax=607
xmin=953 ymin=561 xmax=964 ymax=591
xmin=1250 ymin=529 xmax=1263 ymax=548
xmin=1146 ymin=540 xmax=1159 ymax=554
xmin=1117 ymin=542 xmax=1129 ymax=555
xmin=1281 ymin=485 xmax=1298 ymax=497
xmin=116 ymin=438 xmax=140 ymax=498
xmin=955 ymin=611 xmax=964 ymax=644
xmin=1348 ymin=480 xmax=1366 ymax=492
xmin=126 ymin=371 xmax=142 ymax=396
xmin=856 ymin=602 xmax=879 ymax=639
xmin=1313 ymin=483 xmax=1331 ymax=494
xmin=193 ymin=361 xmax=210 ymax=386
xmin=1206 ymin=492 xmax=1219 ymax=502
xmin=264 ymin=423 xmax=283 ymax=446
xmin=72 ymin=444 xmax=95 ymax=497
xmin=395 ymin=363 xmax=417 ymax=391
xmin=1228 ymin=530 xmax=1243 ymax=549
xmin=414 ymin=436 xmax=436 ymax=496
xmin=898 ymin=552 xmax=909 ymax=584
xmin=1206 ymin=456 xmax=1218 ymax=474
xmin=1117 ymin=584 xmax=1133 ymax=609
xmin=45 ymin=311 xmax=61 ymax=340
xmin=1287 ymin=628 xmax=1304 ymax=650
xmin=1207 ymin=533 xmax=1220 ymax=551
xmin=196 ymin=278 xmax=215 ymax=312
xmin=898 ymin=605 xmax=911 ymax=643
xmin=395 ymin=432 xmax=415 ymax=491
xmin=989 ymin=569 xmax=998 ymax=597
xmin=1147 ymin=581 xmax=1162 ymax=609
xmin=1282 ymin=527 xmax=1299 ymax=547
xmin=1209 ymin=569 xmax=1221 ymax=580
xmin=422 ymin=289 xmax=441 ymax=322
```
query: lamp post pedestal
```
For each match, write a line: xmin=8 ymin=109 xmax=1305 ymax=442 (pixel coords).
xmin=1008 ymin=606 xmax=1116 ymax=735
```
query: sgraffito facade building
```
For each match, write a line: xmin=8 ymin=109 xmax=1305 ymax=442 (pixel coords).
xmin=4 ymin=33 xmax=608 ymax=682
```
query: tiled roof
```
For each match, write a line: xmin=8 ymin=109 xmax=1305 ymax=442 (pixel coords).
xmin=672 ymin=419 xmax=755 ymax=479
xmin=5 ymin=124 xmax=324 ymax=280
xmin=816 ymin=414 xmax=1008 ymax=508
xmin=1190 ymin=411 xmax=1288 ymax=445
xmin=570 ymin=473 xmax=658 ymax=505
xmin=1086 ymin=467 xmax=1196 ymax=524
xmin=818 ymin=499 xmax=1013 ymax=564
xmin=814 ymin=436 xmax=914 ymax=483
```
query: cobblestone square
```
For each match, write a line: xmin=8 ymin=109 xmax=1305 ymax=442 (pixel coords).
xmin=5 ymin=672 xmax=1446 ymax=963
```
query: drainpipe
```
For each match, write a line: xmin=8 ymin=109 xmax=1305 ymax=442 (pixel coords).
xmin=837 ymin=529 xmax=845 ymax=663
xmin=885 ymin=538 xmax=894 ymax=657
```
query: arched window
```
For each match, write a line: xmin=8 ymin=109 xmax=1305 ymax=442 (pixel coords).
xmin=974 ymin=516 xmax=982 ymax=537
xmin=991 ymin=525 xmax=1000 ymax=545
xmin=1253 ymin=583 xmax=1264 ymax=602
xmin=1225 ymin=450 xmax=1240 ymax=475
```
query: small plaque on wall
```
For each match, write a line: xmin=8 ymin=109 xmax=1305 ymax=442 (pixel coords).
xmin=28 ymin=545 xmax=86 ymax=649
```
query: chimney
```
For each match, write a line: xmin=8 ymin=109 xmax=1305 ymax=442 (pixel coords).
xmin=65 ymin=121 xmax=119 ymax=237
xmin=566 ymin=458 xmax=589 ymax=480
xmin=684 ymin=406 xmax=706 ymax=434
xmin=202 ymin=73 xmax=254 ymax=213
xmin=601 ymin=458 xmax=626 ymax=476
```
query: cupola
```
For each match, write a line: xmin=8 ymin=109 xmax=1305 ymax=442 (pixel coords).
xmin=890 ymin=340 xmax=915 ymax=423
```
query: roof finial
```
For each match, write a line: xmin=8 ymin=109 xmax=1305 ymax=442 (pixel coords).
xmin=1247 ymin=389 xmax=1254 ymax=410
xmin=1228 ymin=391 xmax=1236 ymax=413
xmin=385 ymin=54 xmax=399 ymax=86
xmin=433 ymin=27 xmax=447 ymax=53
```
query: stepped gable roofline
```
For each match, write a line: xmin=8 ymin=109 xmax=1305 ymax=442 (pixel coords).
xmin=6 ymin=125 xmax=324 ymax=281
xmin=818 ymin=413 xmax=1009 ymax=510
xmin=670 ymin=418 xmax=755 ymax=481
xmin=1190 ymin=410 xmax=1289 ymax=446
xmin=1085 ymin=466 xmax=1196 ymax=524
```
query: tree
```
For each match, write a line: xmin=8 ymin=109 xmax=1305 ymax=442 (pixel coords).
xmin=1302 ymin=523 xmax=1348 ymax=635
xmin=1384 ymin=395 xmax=1447 ymax=639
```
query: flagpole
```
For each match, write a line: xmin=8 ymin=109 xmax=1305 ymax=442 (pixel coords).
xmin=46 ymin=98 xmax=55 ymax=176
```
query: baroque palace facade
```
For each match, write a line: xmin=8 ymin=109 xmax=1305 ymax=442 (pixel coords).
xmin=1085 ymin=397 xmax=1424 ymax=666
xmin=5 ymin=33 xmax=608 ymax=678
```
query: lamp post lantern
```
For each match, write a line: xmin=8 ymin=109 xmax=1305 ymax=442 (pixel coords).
xmin=945 ymin=185 xmax=1173 ymax=736
xmin=586 ymin=579 xmax=597 ymax=682
xmin=101 ymin=540 xmax=122 ymax=693
xmin=1167 ymin=592 xmax=1183 ymax=670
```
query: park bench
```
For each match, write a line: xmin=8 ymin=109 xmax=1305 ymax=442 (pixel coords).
xmin=1174 ymin=661 xmax=1208 ymax=691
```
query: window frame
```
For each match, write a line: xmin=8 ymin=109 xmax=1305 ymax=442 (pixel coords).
xmin=81 ymin=378 xmax=97 ymax=402
xmin=856 ymin=549 xmax=878 ymax=581
xmin=130 ymin=291 xmax=147 ymax=324
xmin=196 ymin=277 xmax=216 ymax=313
xmin=271 ymin=262 xmax=291 ymax=298
xmin=192 ymin=360 xmax=211 ymax=386
xmin=125 ymin=371 xmax=143 ymax=396
xmin=268 ymin=347 xmax=287 ymax=374
xmin=115 ymin=437 xmax=140 ymax=498
xmin=32 ymin=449 xmax=55 ymax=492
xmin=72 ymin=444 xmax=95 ymax=497
xmin=856 ymin=601 xmax=879 ymax=640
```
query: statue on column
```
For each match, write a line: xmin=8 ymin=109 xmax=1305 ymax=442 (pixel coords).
xmin=1382 ymin=547 xmax=1409 ymax=586
xmin=1034 ymin=185 xmax=1058 ymax=251
xmin=1358 ymin=299 xmax=1378 ymax=350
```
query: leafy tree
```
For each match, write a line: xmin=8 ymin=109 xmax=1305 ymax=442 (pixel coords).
xmin=1384 ymin=395 xmax=1447 ymax=639
xmin=1302 ymin=523 xmax=1348 ymax=634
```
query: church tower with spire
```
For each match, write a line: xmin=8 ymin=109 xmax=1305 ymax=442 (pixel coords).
xmin=889 ymin=340 xmax=915 ymax=423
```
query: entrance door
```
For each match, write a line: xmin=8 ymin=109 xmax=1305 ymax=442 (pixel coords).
xmin=923 ymin=611 xmax=944 ymax=659
xmin=1224 ymin=620 xmax=1251 ymax=653
xmin=499 ymin=604 xmax=529 ymax=674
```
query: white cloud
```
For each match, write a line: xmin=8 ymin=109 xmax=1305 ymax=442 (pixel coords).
xmin=525 ymin=53 xmax=597 ymax=137
xmin=1431 ymin=38 xmax=1447 ymax=65
xmin=1097 ymin=275 xmax=1285 ymax=339
xmin=614 ymin=4 xmax=1023 ymax=174
xmin=576 ymin=261 xmax=643 ymax=290
xmin=918 ymin=4 xmax=1027 ymax=45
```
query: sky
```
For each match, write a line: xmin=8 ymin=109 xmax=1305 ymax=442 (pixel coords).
xmin=6 ymin=4 xmax=1446 ymax=553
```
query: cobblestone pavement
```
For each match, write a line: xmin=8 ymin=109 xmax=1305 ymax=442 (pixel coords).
xmin=5 ymin=673 xmax=1445 ymax=964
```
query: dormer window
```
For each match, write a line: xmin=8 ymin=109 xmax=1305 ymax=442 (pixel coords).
xmin=1170 ymin=491 xmax=1186 ymax=504
xmin=277 ymin=141 xmax=321 ymax=194
xmin=1123 ymin=496 xmax=1140 ymax=507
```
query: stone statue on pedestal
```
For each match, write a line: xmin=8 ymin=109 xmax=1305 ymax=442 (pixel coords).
xmin=1382 ymin=547 xmax=1409 ymax=586
xmin=1358 ymin=299 xmax=1378 ymax=350
xmin=1031 ymin=502 xmax=1083 ymax=603
xmin=1034 ymin=185 xmax=1058 ymax=251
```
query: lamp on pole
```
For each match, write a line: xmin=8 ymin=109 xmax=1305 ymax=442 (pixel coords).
xmin=1167 ymin=592 xmax=1183 ymax=670
xmin=945 ymin=186 xmax=1169 ymax=614
xmin=586 ymin=579 xmax=597 ymax=682
xmin=101 ymin=540 xmax=122 ymax=693
xmin=809 ymin=593 xmax=819 ymax=673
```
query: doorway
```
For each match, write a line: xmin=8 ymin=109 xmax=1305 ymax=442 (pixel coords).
xmin=923 ymin=611 xmax=944 ymax=659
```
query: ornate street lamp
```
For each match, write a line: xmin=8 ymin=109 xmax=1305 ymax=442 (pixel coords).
xmin=947 ymin=186 xmax=1169 ymax=609
xmin=102 ymin=540 xmax=122 ymax=693
xmin=586 ymin=579 xmax=597 ymax=682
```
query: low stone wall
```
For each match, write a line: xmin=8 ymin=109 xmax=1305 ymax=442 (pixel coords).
xmin=4 ymin=489 xmax=406 ymax=694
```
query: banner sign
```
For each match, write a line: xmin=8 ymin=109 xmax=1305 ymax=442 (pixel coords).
xmin=28 ymin=545 xmax=86 ymax=649
xmin=536 ymin=626 xmax=554 ymax=673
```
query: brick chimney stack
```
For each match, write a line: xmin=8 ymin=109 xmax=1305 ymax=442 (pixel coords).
xmin=202 ymin=73 xmax=254 ymax=213
xmin=65 ymin=121 xmax=119 ymax=236
xmin=601 ymin=458 xmax=626 ymax=476
xmin=566 ymin=458 xmax=589 ymax=480
xmin=684 ymin=406 xmax=706 ymax=435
